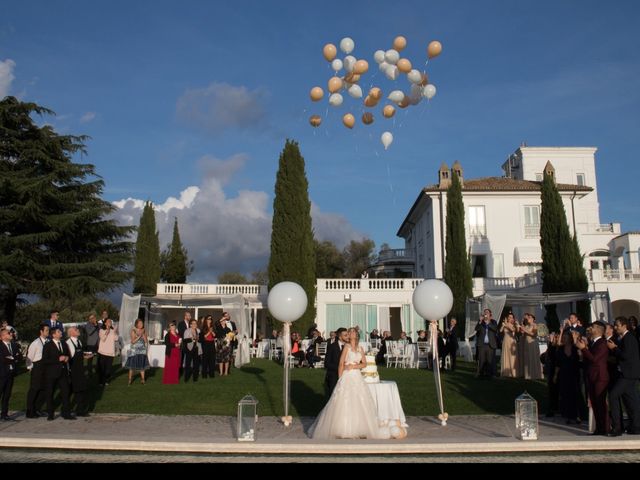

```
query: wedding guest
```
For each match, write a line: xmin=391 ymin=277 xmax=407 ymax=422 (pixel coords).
xmin=499 ymin=313 xmax=518 ymax=378
xmin=399 ymin=331 xmax=412 ymax=344
xmin=554 ymin=330 xmax=581 ymax=425
xmin=97 ymin=318 xmax=119 ymax=387
xmin=84 ymin=313 xmax=100 ymax=376
xmin=25 ymin=324 xmax=49 ymax=418
xmin=369 ymin=329 xmax=381 ymax=340
xmin=0 ymin=327 xmax=20 ymax=420
xmin=475 ymin=309 xmax=498 ymax=378
xmin=66 ymin=326 xmax=90 ymax=417
xmin=163 ymin=323 xmax=181 ymax=384
xmin=44 ymin=310 xmax=64 ymax=339
xmin=291 ymin=332 xmax=305 ymax=367
xmin=200 ymin=315 xmax=216 ymax=379
xmin=183 ymin=319 xmax=202 ymax=382
xmin=542 ymin=333 xmax=559 ymax=417
xmin=416 ymin=330 xmax=428 ymax=342
xmin=42 ymin=327 xmax=74 ymax=420
xmin=0 ymin=321 xmax=17 ymax=341
xmin=125 ymin=319 xmax=150 ymax=386
xmin=518 ymin=314 xmax=543 ymax=380
xmin=178 ymin=311 xmax=192 ymax=373
xmin=215 ymin=317 xmax=233 ymax=376
xmin=445 ymin=318 xmax=459 ymax=371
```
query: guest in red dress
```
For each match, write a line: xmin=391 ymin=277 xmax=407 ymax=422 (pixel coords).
xmin=162 ymin=322 xmax=181 ymax=384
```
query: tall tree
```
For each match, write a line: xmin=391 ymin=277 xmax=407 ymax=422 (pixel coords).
xmin=160 ymin=217 xmax=193 ymax=283
xmin=315 ymin=239 xmax=346 ymax=278
xmin=343 ymin=238 xmax=376 ymax=278
xmin=268 ymin=140 xmax=316 ymax=334
xmin=133 ymin=201 xmax=161 ymax=294
xmin=443 ymin=171 xmax=473 ymax=324
xmin=0 ymin=96 xmax=134 ymax=322
xmin=540 ymin=170 xmax=590 ymax=331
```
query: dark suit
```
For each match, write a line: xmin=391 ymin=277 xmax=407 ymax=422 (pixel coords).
xmin=609 ymin=331 xmax=640 ymax=433
xmin=0 ymin=341 xmax=19 ymax=418
xmin=475 ymin=320 xmax=498 ymax=377
xmin=45 ymin=319 xmax=65 ymax=338
xmin=445 ymin=325 xmax=459 ymax=371
xmin=580 ymin=337 xmax=610 ymax=434
xmin=178 ymin=320 xmax=191 ymax=372
xmin=324 ymin=340 xmax=343 ymax=396
xmin=67 ymin=338 xmax=89 ymax=416
xmin=42 ymin=340 xmax=72 ymax=419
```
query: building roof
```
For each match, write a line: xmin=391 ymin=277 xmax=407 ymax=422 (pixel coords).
xmin=422 ymin=176 xmax=593 ymax=192
xmin=612 ymin=231 xmax=640 ymax=240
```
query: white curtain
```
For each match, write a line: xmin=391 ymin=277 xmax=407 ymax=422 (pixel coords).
xmin=483 ymin=294 xmax=507 ymax=324
xmin=119 ymin=293 xmax=141 ymax=366
xmin=378 ymin=306 xmax=390 ymax=334
xmin=222 ymin=295 xmax=251 ymax=368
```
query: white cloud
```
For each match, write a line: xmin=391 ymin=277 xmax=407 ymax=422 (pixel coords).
xmin=176 ymin=82 xmax=269 ymax=135
xmin=0 ymin=59 xmax=16 ymax=98
xmin=111 ymin=155 xmax=365 ymax=282
xmin=80 ymin=111 xmax=96 ymax=124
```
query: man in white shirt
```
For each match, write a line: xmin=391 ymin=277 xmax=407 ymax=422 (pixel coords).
xmin=26 ymin=324 xmax=50 ymax=418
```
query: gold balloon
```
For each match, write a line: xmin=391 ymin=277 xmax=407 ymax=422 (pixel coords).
xmin=343 ymin=72 xmax=361 ymax=84
xmin=420 ymin=72 xmax=429 ymax=86
xmin=353 ymin=59 xmax=369 ymax=75
xmin=393 ymin=36 xmax=407 ymax=52
xmin=396 ymin=58 xmax=412 ymax=73
xmin=310 ymin=87 xmax=324 ymax=102
xmin=369 ymin=87 xmax=382 ymax=100
xmin=427 ymin=41 xmax=442 ymax=59
xmin=398 ymin=95 xmax=410 ymax=108
xmin=342 ymin=113 xmax=355 ymax=129
xmin=323 ymin=43 xmax=337 ymax=62
xmin=309 ymin=115 xmax=322 ymax=127
xmin=383 ymin=105 xmax=395 ymax=118
xmin=361 ymin=112 xmax=374 ymax=125
xmin=363 ymin=95 xmax=378 ymax=108
xmin=328 ymin=76 xmax=343 ymax=93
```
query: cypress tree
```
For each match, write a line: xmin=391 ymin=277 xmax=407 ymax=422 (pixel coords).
xmin=133 ymin=201 xmax=161 ymax=294
xmin=268 ymin=140 xmax=316 ymax=334
xmin=161 ymin=217 xmax=193 ymax=284
xmin=443 ymin=170 xmax=473 ymax=325
xmin=540 ymin=170 xmax=590 ymax=331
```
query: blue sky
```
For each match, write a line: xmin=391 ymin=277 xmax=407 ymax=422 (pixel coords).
xmin=2 ymin=0 xmax=639 ymax=282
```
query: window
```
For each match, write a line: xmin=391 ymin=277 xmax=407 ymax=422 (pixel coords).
xmin=471 ymin=255 xmax=487 ymax=278
xmin=524 ymin=205 xmax=540 ymax=238
xmin=576 ymin=173 xmax=585 ymax=186
xmin=535 ymin=173 xmax=543 ymax=182
xmin=469 ymin=206 xmax=486 ymax=236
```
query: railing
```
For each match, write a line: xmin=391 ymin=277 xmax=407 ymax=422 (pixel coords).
xmin=579 ymin=223 xmax=622 ymax=234
xmin=318 ymin=278 xmax=424 ymax=292
xmin=377 ymin=248 xmax=415 ymax=262
xmin=156 ymin=284 xmax=268 ymax=296
xmin=469 ymin=225 xmax=486 ymax=237
xmin=473 ymin=272 xmax=543 ymax=292
xmin=589 ymin=269 xmax=640 ymax=282
xmin=524 ymin=225 xmax=539 ymax=238
xmin=515 ymin=271 xmax=543 ymax=288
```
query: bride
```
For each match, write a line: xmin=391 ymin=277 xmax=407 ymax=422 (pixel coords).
xmin=309 ymin=327 xmax=390 ymax=439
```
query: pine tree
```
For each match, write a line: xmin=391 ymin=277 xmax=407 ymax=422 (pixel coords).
xmin=133 ymin=201 xmax=161 ymax=294
xmin=540 ymin=171 xmax=590 ymax=331
xmin=0 ymin=96 xmax=133 ymax=322
xmin=161 ymin=217 xmax=193 ymax=283
xmin=268 ymin=140 xmax=316 ymax=334
xmin=443 ymin=171 xmax=472 ymax=325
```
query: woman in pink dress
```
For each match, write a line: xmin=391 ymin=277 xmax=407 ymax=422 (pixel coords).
xmin=163 ymin=322 xmax=181 ymax=384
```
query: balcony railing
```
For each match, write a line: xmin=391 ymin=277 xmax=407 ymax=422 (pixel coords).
xmin=524 ymin=225 xmax=540 ymax=238
xmin=377 ymin=248 xmax=415 ymax=263
xmin=579 ymin=223 xmax=622 ymax=234
xmin=156 ymin=284 xmax=268 ymax=296
xmin=589 ymin=269 xmax=640 ymax=282
xmin=318 ymin=278 xmax=424 ymax=292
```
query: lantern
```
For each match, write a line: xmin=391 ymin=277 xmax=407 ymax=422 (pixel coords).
xmin=515 ymin=391 xmax=538 ymax=440
xmin=237 ymin=394 xmax=258 ymax=441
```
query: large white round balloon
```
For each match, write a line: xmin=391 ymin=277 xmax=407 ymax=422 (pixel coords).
xmin=343 ymin=55 xmax=356 ymax=73
xmin=347 ymin=84 xmax=363 ymax=99
xmin=267 ymin=281 xmax=308 ymax=323
xmin=340 ymin=37 xmax=355 ymax=54
xmin=378 ymin=61 xmax=390 ymax=72
xmin=387 ymin=90 xmax=405 ymax=104
xmin=412 ymin=279 xmax=453 ymax=321
xmin=384 ymin=49 xmax=400 ymax=65
xmin=384 ymin=65 xmax=399 ymax=81
xmin=407 ymin=69 xmax=422 ymax=84
xmin=331 ymin=59 xmax=343 ymax=72
xmin=374 ymin=50 xmax=386 ymax=64
xmin=328 ymin=93 xmax=344 ymax=107
xmin=423 ymin=84 xmax=437 ymax=100
xmin=381 ymin=131 xmax=393 ymax=150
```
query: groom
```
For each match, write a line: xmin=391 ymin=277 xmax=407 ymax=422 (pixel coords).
xmin=324 ymin=327 xmax=348 ymax=397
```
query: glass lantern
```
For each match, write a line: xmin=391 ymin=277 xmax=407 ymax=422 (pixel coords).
xmin=237 ymin=395 xmax=258 ymax=442
xmin=515 ymin=391 xmax=538 ymax=440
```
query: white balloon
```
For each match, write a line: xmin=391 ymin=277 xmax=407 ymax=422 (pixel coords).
xmin=331 ymin=59 xmax=343 ymax=72
xmin=412 ymin=279 xmax=453 ymax=321
xmin=378 ymin=61 xmax=390 ymax=72
xmin=381 ymin=131 xmax=393 ymax=150
xmin=267 ymin=281 xmax=308 ymax=323
xmin=328 ymin=93 xmax=344 ymax=107
xmin=384 ymin=65 xmax=399 ymax=81
xmin=409 ymin=84 xmax=423 ymax=105
xmin=384 ymin=49 xmax=400 ymax=65
xmin=340 ymin=37 xmax=355 ymax=54
xmin=343 ymin=55 xmax=356 ymax=73
xmin=423 ymin=84 xmax=437 ymax=100
xmin=374 ymin=50 xmax=386 ymax=64
xmin=387 ymin=90 xmax=405 ymax=104
xmin=347 ymin=84 xmax=363 ymax=99
xmin=407 ymin=69 xmax=422 ymax=84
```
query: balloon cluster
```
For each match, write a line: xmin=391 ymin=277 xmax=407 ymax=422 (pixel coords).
xmin=308 ymin=36 xmax=443 ymax=150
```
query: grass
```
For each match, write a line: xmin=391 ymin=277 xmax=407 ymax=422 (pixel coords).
xmin=9 ymin=358 xmax=548 ymax=417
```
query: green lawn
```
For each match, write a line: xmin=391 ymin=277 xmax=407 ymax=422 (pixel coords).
xmin=9 ymin=359 xmax=548 ymax=417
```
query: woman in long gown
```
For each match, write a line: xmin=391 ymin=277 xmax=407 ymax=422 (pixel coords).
xmin=309 ymin=328 xmax=390 ymax=440
xmin=500 ymin=313 xmax=518 ymax=378
xmin=163 ymin=322 xmax=181 ymax=384
xmin=519 ymin=314 xmax=544 ymax=380
xmin=554 ymin=330 xmax=581 ymax=424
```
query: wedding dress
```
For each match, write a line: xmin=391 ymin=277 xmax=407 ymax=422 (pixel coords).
xmin=309 ymin=345 xmax=390 ymax=439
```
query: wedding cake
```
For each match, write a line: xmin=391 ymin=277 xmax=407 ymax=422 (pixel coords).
xmin=362 ymin=355 xmax=380 ymax=383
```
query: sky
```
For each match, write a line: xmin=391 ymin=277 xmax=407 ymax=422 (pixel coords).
xmin=2 ymin=0 xmax=640 ymax=283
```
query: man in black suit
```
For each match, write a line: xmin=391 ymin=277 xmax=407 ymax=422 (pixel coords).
xmin=177 ymin=311 xmax=192 ymax=373
xmin=26 ymin=324 xmax=50 ymax=418
xmin=45 ymin=310 xmax=65 ymax=339
xmin=475 ymin=309 xmax=498 ymax=378
xmin=42 ymin=327 xmax=75 ymax=420
xmin=324 ymin=327 xmax=348 ymax=397
xmin=66 ymin=326 xmax=89 ymax=417
xmin=0 ymin=327 xmax=21 ymax=420
xmin=607 ymin=316 xmax=640 ymax=436
xmin=445 ymin=318 xmax=459 ymax=371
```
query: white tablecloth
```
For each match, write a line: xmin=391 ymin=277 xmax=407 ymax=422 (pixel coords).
xmin=366 ymin=380 xmax=407 ymax=427
xmin=148 ymin=344 xmax=165 ymax=368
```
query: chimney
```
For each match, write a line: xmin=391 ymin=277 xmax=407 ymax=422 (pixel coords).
xmin=438 ymin=162 xmax=450 ymax=188
xmin=543 ymin=161 xmax=556 ymax=183
xmin=452 ymin=160 xmax=464 ymax=187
